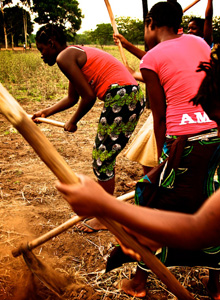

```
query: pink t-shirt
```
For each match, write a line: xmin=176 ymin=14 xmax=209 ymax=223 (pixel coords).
xmin=140 ymin=34 xmax=217 ymax=135
xmin=69 ymin=46 xmax=137 ymax=100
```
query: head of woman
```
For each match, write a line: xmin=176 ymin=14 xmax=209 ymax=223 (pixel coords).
xmin=144 ymin=1 xmax=183 ymax=49
xmin=188 ymin=17 xmax=204 ymax=37
xmin=36 ymin=24 xmax=67 ymax=66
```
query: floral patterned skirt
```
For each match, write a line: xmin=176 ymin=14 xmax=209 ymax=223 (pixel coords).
xmin=92 ymin=84 xmax=145 ymax=181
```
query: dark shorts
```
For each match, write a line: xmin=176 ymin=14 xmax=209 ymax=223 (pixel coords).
xmin=92 ymin=84 xmax=145 ymax=181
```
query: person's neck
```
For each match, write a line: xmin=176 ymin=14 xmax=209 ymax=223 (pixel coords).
xmin=157 ymin=27 xmax=180 ymax=43
xmin=55 ymin=42 xmax=67 ymax=53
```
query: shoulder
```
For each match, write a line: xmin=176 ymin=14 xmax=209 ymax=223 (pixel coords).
xmin=182 ymin=34 xmax=209 ymax=46
xmin=57 ymin=46 xmax=86 ymax=66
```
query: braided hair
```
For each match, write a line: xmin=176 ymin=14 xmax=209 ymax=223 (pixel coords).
xmin=36 ymin=24 xmax=67 ymax=46
xmin=190 ymin=44 xmax=220 ymax=115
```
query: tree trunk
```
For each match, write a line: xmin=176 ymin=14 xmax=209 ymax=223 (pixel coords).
xmin=11 ymin=33 xmax=14 ymax=50
xmin=0 ymin=5 xmax=8 ymax=49
xmin=23 ymin=10 xmax=27 ymax=48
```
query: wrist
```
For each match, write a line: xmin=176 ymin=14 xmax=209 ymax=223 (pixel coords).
xmin=44 ymin=108 xmax=52 ymax=117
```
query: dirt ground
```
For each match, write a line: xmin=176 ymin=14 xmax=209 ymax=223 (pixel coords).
xmin=0 ymin=98 xmax=213 ymax=300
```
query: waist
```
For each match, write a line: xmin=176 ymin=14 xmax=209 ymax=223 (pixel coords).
xmin=166 ymin=128 xmax=218 ymax=142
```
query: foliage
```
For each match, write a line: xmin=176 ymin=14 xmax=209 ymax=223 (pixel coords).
xmin=32 ymin=0 xmax=83 ymax=37
xmin=212 ymin=16 xmax=220 ymax=44
xmin=75 ymin=17 xmax=144 ymax=46
xmin=88 ymin=23 xmax=113 ymax=47
xmin=0 ymin=0 xmax=83 ymax=43
xmin=74 ymin=31 xmax=93 ymax=45
xmin=115 ymin=16 xmax=144 ymax=45
xmin=1 ymin=0 xmax=13 ymax=6
xmin=75 ymin=14 xmax=220 ymax=46
xmin=0 ymin=6 xmax=33 ymax=46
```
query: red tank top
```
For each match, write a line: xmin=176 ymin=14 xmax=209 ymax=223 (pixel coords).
xmin=69 ymin=46 xmax=137 ymax=100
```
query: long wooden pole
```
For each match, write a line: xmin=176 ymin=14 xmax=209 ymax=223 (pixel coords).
xmin=183 ymin=0 xmax=201 ymax=13
xmin=142 ymin=0 xmax=148 ymax=52
xmin=27 ymin=114 xmax=65 ymax=128
xmin=104 ymin=0 xmax=128 ymax=67
xmin=0 ymin=84 xmax=194 ymax=300
xmin=12 ymin=190 xmax=135 ymax=257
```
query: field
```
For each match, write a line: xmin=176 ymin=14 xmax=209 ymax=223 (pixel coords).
xmin=0 ymin=48 xmax=213 ymax=299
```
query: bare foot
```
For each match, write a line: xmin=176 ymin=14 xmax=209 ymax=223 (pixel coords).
xmin=76 ymin=218 xmax=107 ymax=233
xmin=125 ymin=181 xmax=137 ymax=188
xmin=119 ymin=278 xmax=147 ymax=298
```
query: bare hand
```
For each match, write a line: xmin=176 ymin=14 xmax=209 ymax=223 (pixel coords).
xmin=113 ymin=33 xmax=129 ymax=48
xmin=116 ymin=226 xmax=162 ymax=261
xmin=32 ymin=110 xmax=48 ymax=123
xmin=116 ymin=236 xmax=142 ymax=261
xmin=64 ymin=120 xmax=77 ymax=132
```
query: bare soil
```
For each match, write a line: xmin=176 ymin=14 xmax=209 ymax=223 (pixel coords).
xmin=0 ymin=98 xmax=212 ymax=299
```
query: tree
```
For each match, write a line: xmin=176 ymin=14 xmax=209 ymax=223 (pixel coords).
xmin=89 ymin=23 xmax=113 ymax=47
xmin=0 ymin=0 xmax=13 ymax=48
xmin=212 ymin=16 xmax=220 ymax=43
xmin=32 ymin=0 xmax=83 ymax=38
xmin=74 ymin=31 xmax=92 ymax=45
xmin=115 ymin=16 xmax=144 ymax=45
xmin=0 ymin=6 xmax=33 ymax=47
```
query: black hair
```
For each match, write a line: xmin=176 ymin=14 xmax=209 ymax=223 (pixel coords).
xmin=36 ymin=24 xmax=67 ymax=46
xmin=145 ymin=1 xmax=183 ymax=34
xmin=190 ymin=44 xmax=220 ymax=112
xmin=189 ymin=17 xmax=205 ymax=32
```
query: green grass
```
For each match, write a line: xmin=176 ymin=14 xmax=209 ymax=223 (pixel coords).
xmin=0 ymin=50 xmax=68 ymax=102
xmin=0 ymin=45 xmax=145 ymax=104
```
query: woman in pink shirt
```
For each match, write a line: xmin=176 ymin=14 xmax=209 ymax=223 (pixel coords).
xmin=112 ymin=2 xmax=220 ymax=298
xmin=33 ymin=24 xmax=145 ymax=232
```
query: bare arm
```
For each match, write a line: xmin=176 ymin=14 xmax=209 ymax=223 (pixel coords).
xmin=141 ymin=68 xmax=166 ymax=158
xmin=113 ymin=33 xmax=146 ymax=59
xmin=204 ymin=0 xmax=213 ymax=46
xmin=126 ymin=65 xmax=145 ymax=82
xmin=56 ymin=175 xmax=220 ymax=250
xmin=32 ymin=85 xmax=79 ymax=120
xmin=56 ymin=47 xmax=97 ymax=132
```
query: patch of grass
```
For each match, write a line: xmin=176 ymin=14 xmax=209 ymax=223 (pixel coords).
xmin=0 ymin=50 xmax=68 ymax=103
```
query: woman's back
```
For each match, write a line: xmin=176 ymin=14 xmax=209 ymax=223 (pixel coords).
xmin=140 ymin=34 xmax=216 ymax=135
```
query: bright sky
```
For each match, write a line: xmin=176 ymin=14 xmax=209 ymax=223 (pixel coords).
xmin=77 ymin=0 xmax=220 ymax=33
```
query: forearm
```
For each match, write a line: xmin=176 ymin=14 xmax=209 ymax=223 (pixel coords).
xmin=113 ymin=34 xmax=146 ymax=59
xmin=45 ymin=96 xmax=77 ymax=117
xmin=153 ymin=117 xmax=166 ymax=159
xmin=56 ymin=175 xmax=220 ymax=250
xmin=205 ymin=0 xmax=213 ymax=19
xmin=124 ymin=42 xmax=146 ymax=59
xmin=126 ymin=66 xmax=144 ymax=82
xmin=99 ymin=195 xmax=219 ymax=250
xmin=69 ymin=97 xmax=96 ymax=125
xmin=204 ymin=0 xmax=213 ymax=45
